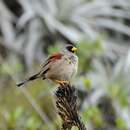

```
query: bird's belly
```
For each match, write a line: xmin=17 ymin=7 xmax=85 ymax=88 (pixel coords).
xmin=46 ymin=61 xmax=75 ymax=81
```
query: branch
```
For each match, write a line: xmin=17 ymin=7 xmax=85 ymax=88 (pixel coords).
xmin=55 ymin=84 xmax=86 ymax=130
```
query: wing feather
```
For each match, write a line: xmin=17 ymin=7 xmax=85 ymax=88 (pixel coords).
xmin=39 ymin=52 xmax=63 ymax=75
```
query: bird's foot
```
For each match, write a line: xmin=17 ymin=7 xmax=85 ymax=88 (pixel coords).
xmin=55 ymin=80 xmax=70 ymax=86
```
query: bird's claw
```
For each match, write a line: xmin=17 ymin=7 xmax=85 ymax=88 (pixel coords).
xmin=55 ymin=80 xmax=70 ymax=86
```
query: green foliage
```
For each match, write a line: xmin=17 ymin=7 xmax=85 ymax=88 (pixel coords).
xmin=81 ymin=76 xmax=91 ymax=89
xmin=25 ymin=117 xmax=41 ymax=130
xmin=2 ymin=106 xmax=54 ymax=130
xmin=0 ymin=60 xmax=23 ymax=75
xmin=77 ymin=37 xmax=103 ymax=57
xmin=47 ymin=43 xmax=64 ymax=54
xmin=116 ymin=117 xmax=126 ymax=130
xmin=82 ymin=106 xmax=103 ymax=127
xmin=3 ymin=107 xmax=23 ymax=129
xmin=77 ymin=38 xmax=103 ymax=72
xmin=71 ymin=126 xmax=78 ymax=130
xmin=108 ymin=83 xmax=129 ymax=107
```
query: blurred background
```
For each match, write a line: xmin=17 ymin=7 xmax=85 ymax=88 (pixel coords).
xmin=0 ymin=0 xmax=130 ymax=130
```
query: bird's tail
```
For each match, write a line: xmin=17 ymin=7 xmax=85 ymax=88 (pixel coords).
xmin=16 ymin=73 xmax=40 ymax=87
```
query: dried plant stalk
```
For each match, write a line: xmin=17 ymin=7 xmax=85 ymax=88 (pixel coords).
xmin=55 ymin=84 xmax=86 ymax=130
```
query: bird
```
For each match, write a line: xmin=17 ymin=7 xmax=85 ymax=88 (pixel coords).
xmin=17 ymin=45 xmax=78 ymax=87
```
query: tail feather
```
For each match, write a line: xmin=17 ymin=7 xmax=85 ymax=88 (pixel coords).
xmin=16 ymin=81 xmax=27 ymax=87
xmin=16 ymin=73 xmax=40 ymax=87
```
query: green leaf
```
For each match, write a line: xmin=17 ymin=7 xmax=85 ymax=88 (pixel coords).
xmin=72 ymin=126 xmax=78 ymax=130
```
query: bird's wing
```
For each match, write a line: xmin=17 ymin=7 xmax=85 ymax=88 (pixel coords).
xmin=41 ymin=53 xmax=63 ymax=68
xmin=39 ymin=52 xmax=63 ymax=75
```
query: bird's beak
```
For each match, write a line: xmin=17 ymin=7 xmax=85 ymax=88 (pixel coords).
xmin=71 ymin=47 xmax=77 ymax=52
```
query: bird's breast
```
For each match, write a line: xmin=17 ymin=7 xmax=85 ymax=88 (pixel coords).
xmin=46 ymin=55 xmax=78 ymax=81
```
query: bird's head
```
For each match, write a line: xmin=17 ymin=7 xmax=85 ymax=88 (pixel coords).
xmin=65 ymin=45 xmax=77 ymax=54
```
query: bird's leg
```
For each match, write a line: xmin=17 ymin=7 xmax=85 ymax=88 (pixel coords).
xmin=64 ymin=56 xmax=71 ymax=64
xmin=55 ymin=80 xmax=69 ymax=86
